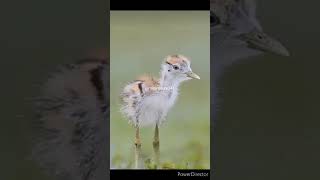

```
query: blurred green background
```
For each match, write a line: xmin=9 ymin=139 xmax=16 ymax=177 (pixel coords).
xmin=110 ymin=11 xmax=210 ymax=169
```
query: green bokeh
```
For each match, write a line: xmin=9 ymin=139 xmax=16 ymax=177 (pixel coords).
xmin=110 ymin=11 xmax=210 ymax=169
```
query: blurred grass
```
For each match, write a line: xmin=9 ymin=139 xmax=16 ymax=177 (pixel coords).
xmin=110 ymin=11 xmax=210 ymax=169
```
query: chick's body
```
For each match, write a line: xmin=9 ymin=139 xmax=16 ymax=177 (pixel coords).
xmin=121 ymin=75 xmax=177 ymax=127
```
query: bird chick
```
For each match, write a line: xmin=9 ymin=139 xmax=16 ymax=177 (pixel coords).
xmin=120 ymin=54 xmax=200 ymax=168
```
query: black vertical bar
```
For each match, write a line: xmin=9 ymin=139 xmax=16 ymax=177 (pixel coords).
xmin=111 ymin=0 xmax=210 ymax=10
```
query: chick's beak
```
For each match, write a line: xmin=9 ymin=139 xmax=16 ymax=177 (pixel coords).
xmin=238 ymin=29 xmax=290 ymax=56
xmin=186 ymin=71 xmax=200 ymax=79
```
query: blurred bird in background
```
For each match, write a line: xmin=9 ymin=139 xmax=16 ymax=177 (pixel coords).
xmin=31 ymin=50 xmax=109 ymax=180
xmin=211 ymin=0 xmax=289 ymax=78
xmin=211 ymin=0 xmax=290 ymax=169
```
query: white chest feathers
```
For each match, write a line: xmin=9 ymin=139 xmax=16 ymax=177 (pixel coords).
xmin=137 ymin=88 xmax=178 ymax=127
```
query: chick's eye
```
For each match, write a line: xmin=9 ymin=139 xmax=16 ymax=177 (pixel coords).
xmin=173 ymin=65 xmax=179 ymax=70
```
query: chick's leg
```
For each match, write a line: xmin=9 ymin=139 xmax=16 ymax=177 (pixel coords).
xmin=134 ymin=126 xmax=142 ymax=169
xmin=153 ymin=124 xmax=160 ymax=167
